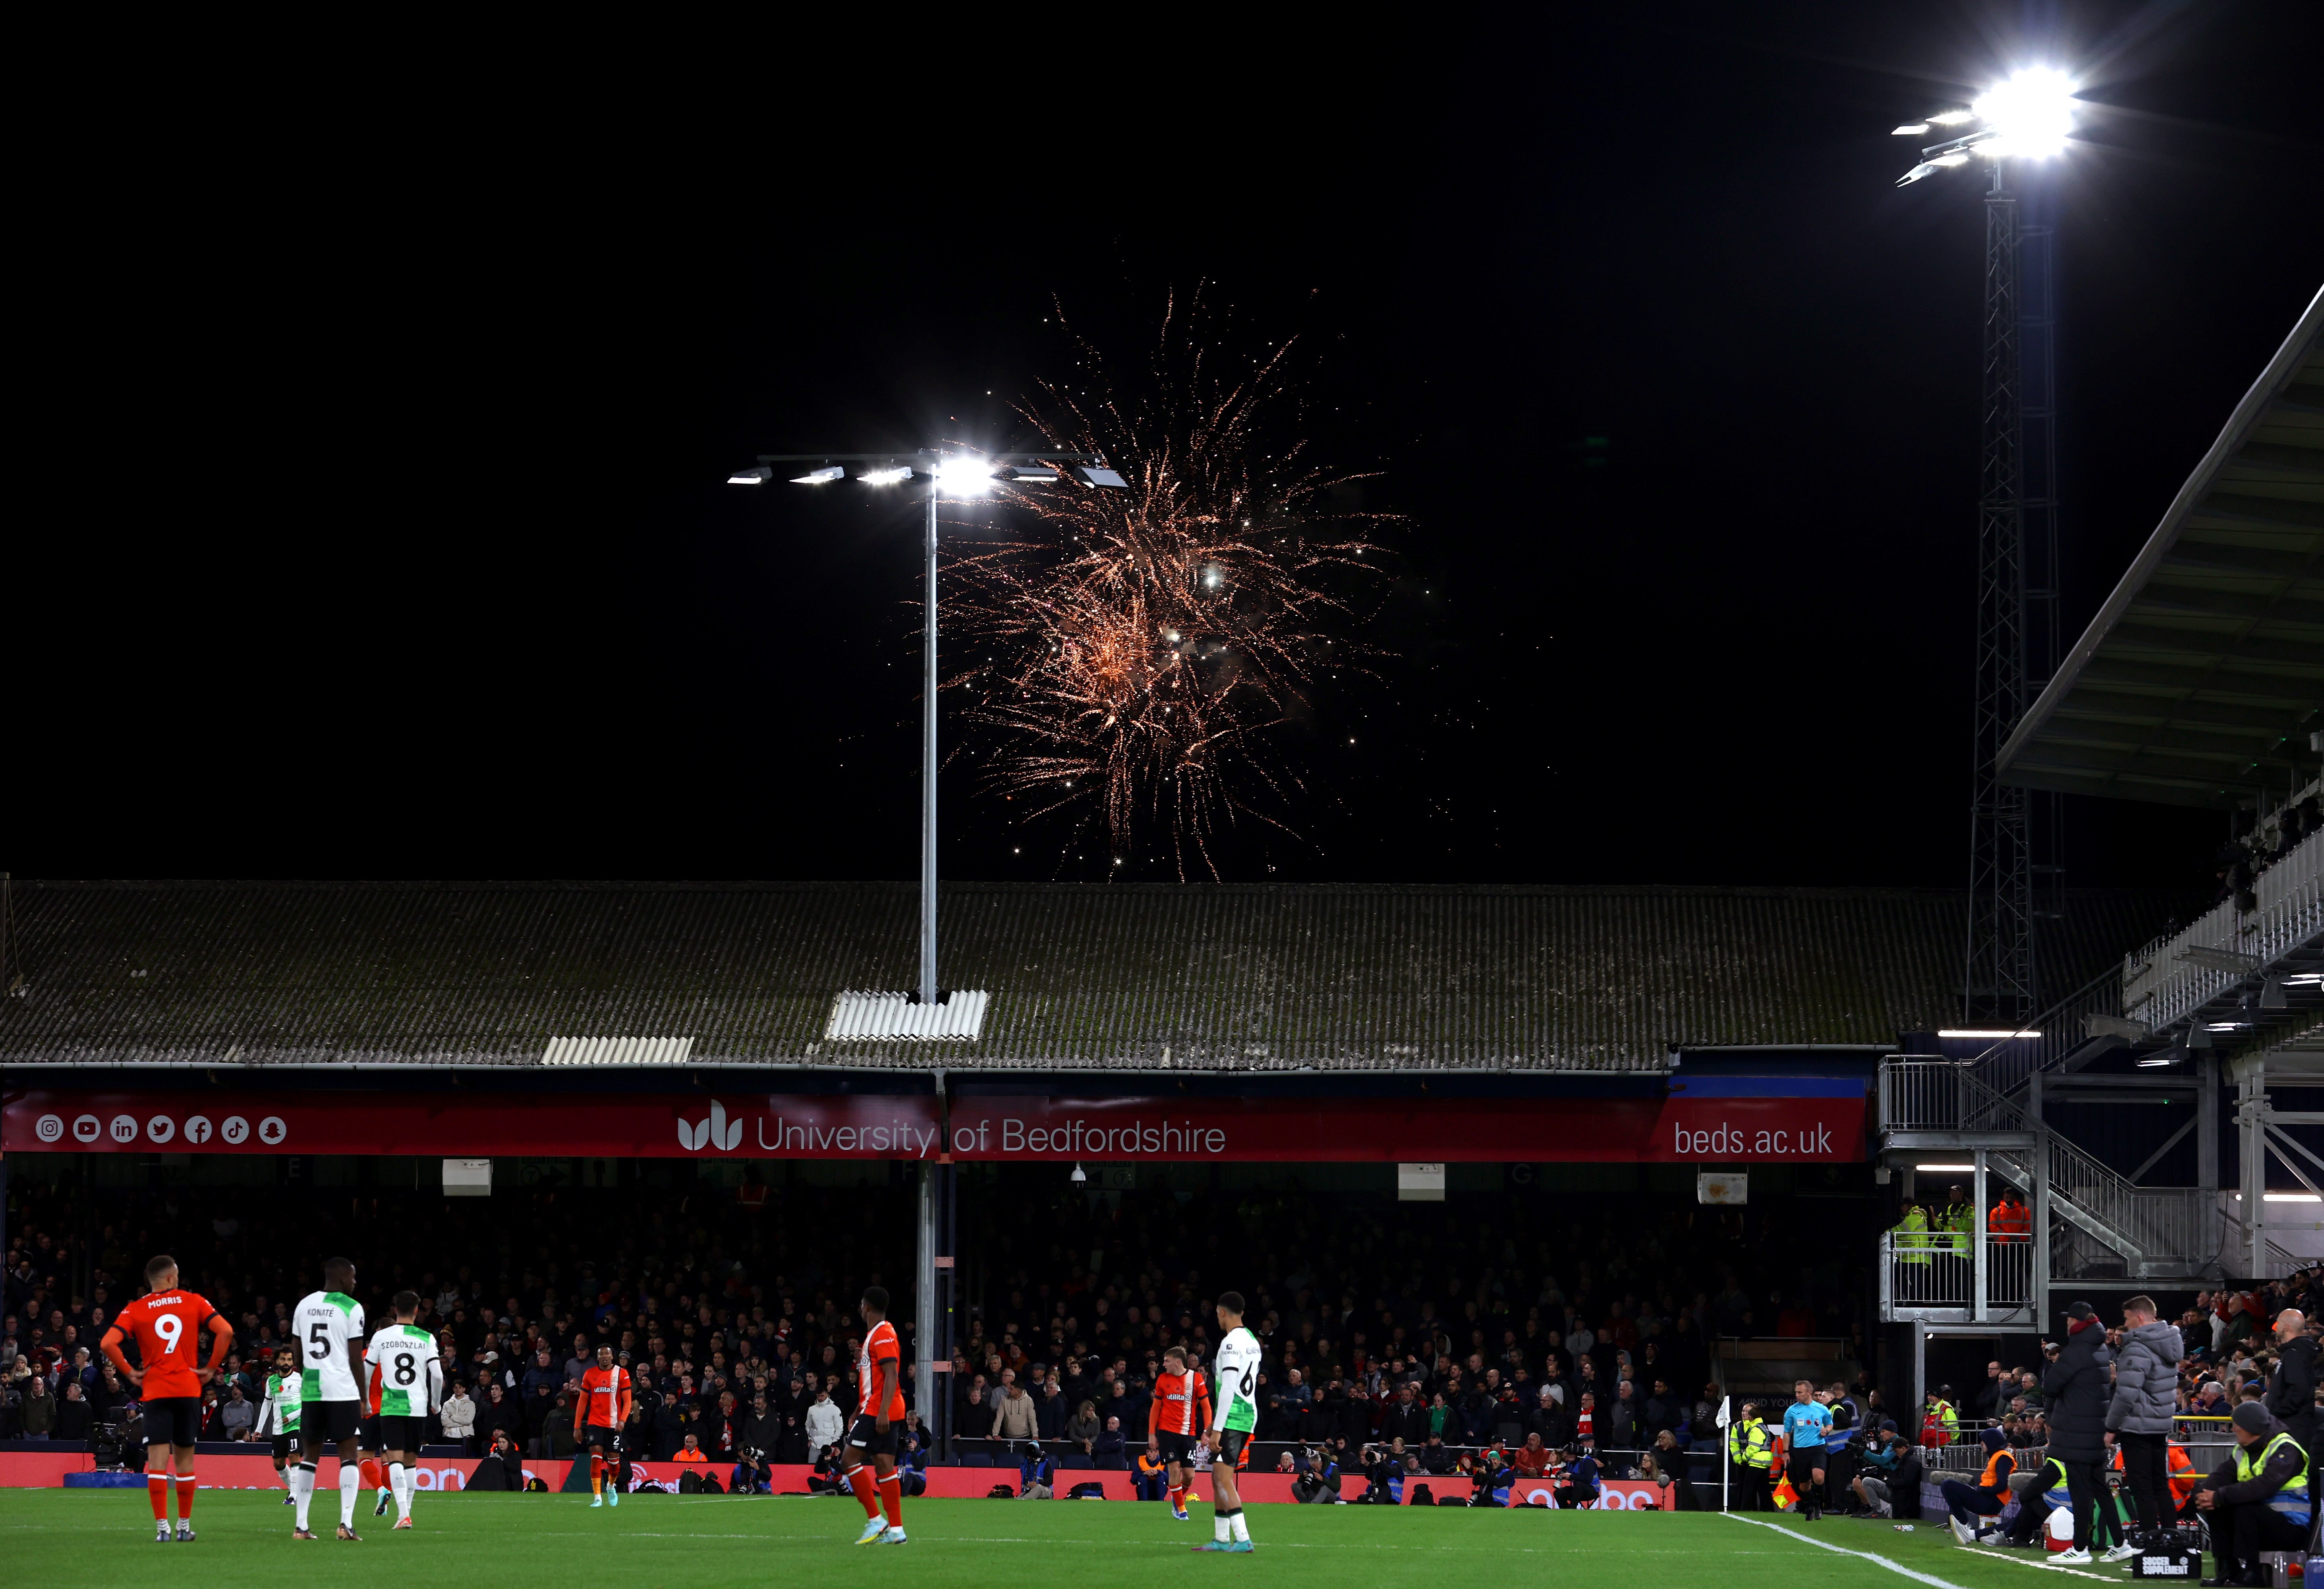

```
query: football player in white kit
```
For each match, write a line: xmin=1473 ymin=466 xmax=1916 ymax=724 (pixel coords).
xmin=1199 ymin=1291 xmax=1260 ymax=1553
xmin=290 ymin=1258 xmax=369 ymax=1541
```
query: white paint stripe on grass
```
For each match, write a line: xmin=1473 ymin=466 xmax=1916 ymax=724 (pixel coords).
xmin=1719 ymin=1512 xmax=2115 ymax=1585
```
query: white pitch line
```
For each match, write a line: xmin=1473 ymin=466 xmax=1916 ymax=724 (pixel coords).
xmin=1719 ymin=1512 xmax=2117 ymax=1586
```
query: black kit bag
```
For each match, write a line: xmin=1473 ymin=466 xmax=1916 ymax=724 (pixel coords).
xmin=2129 ymin=1543 xmax=2201 ymax=1579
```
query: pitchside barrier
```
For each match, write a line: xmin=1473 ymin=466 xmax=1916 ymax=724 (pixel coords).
xmin=0 ymin=1446 xmax=1672 ymax=1506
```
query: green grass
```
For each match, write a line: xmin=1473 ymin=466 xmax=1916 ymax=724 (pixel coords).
xmin=0 ymin=1490 xmax=2159 ymax=1589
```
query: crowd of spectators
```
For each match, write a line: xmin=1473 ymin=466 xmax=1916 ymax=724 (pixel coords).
xmin=1945 ymin=1278 xmax=2324 ymax=1434
xmin=2205 ymin=790 xmax=2319 ymax=915
xmin=2 ymin=1168 xmax=1878 ymax=1485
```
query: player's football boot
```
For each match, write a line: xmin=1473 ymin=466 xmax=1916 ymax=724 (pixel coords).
xmin=607 ymin=1487 xmax=620 ymax=1507
xmin=292 ymin=1528 xmax=319 ymax=1541
xmin=393 ymin=1517 xmax=413 ymax=1530
xmin=1195 ymin=1541 xmax=1230 ymax=1551
xmin=176 ymin=1525 xmax=195 ymax=1543
xmin=337 ymin=1524 xmax=362 ymax=1541
xmin=1223 ymin=1541 xmax=1256 ymax=1553
xmin=155 ymin=1523 xmax=173 ymax=1544
xmin=1173 ymin=1507 xmax=1192 ymax=1522
xmin=856 ymin=1515 xmax=890 ymax=1545
xmin=881 ymin=1527 xmax=908 ymax=1544
xmin=590 ymin=1494 xmax=604 ymax=1508
xmin=282 ymin=1493 xmax=296 ymax=1506
xmin=375 ymin=1491 xmax=390 ymax=1517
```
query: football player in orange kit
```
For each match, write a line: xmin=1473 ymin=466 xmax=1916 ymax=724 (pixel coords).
xmin=576 ymin=1343 xmax=632 ymax=1508
xmin=844 ymin=1286 xmax=908 ymax=1545
xmin=101 ymin=1254 xmax=234 ymax=1543
xmin=1148 ymin=1345 xmax=1213 ymax=1522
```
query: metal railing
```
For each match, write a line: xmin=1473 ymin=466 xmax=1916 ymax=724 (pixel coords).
xmin=1880 ymin=1059 xmax=2025 ymax=1133
xmin=1881 ymin=1233 xmax=2035 ymax=1314
xmin=2125 ymin=826 xmax=2324 ymax=1034
xmin=1879 ymin=1059 xmax=2215 ymax=1274
xmin=2034 ymin=1123 xmax=2214 ymax=1272
xmin=1962 ymin=963 xmax=2126 ymax=1096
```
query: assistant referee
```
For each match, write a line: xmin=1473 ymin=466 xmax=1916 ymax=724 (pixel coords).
xmin=1780 ymin=1379 xmax=1831 ymax=1522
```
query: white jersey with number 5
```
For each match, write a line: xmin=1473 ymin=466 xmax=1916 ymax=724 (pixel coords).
xmin=1212 ymin=1326 xmax=1260 ymax=1434
xmin=294 ymin=1289 xmax=367 ymax=1401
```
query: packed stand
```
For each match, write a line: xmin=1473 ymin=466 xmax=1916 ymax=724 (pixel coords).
xmin=2 ymin=1170 xmax=1879 ymax=1500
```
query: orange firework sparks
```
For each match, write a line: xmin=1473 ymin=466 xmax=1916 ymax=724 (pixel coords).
xmin=946 ymin=294 xmax=1385 ymax=878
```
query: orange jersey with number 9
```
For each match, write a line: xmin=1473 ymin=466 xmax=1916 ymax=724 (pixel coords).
xmin=106 ymin=1290 xmax=220 ymax=1401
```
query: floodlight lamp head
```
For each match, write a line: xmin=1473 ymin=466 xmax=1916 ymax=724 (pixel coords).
xmin=790 ymin=466 xmax=844 ymax=485
xmin=727 ymin=466 xmax=773 ymax=485
xmin=1971 ymin=67 xmax=2076 ymax=159
xmin=1927 ymin=109 xmax=1976 ymax=127
xmin=1897 ymin=161 xmax=1941 ymax=187
xmin=858 ymin=465 xmax=914 ymax=486
xmin=933 ymin=455 xmax=998 ymax=495
xmin=1072 ymin=464 xmax=1128 ymax=489
xmin=1891 ymin=123 xmax=1932 ymax=136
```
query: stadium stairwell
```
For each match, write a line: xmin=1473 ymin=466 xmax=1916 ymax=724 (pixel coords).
xmin=1877 ymin=1056 xmax=2221 ymax=1328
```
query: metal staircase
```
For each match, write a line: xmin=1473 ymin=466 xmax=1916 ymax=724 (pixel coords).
xmin=1878 ymin=1059 xmax=2218 ymax=1323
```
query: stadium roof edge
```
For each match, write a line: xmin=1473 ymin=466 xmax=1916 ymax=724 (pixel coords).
xmin=0 ymin=878 xmax=2187 ymax=1076
xmin=1997 ymin=282 xmax=2324 ymax=808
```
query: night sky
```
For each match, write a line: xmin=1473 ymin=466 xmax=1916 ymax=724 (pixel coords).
xmin=24 ymin=2 xmax=2321 ymax=893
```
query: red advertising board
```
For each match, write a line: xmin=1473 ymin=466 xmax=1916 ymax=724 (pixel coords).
xmin=944 ymin=1093 xmax=1859 ymax=1162
xmin=2 ymin=1085 xmax=1860 ymax=1162
xmin=0 ymin=1092 xmax=940 ymax=1160
xmin=0 ymin=1450 xmax=1668 ymax=1507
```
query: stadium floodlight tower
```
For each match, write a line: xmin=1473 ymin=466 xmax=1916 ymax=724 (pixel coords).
xmin=1895 ymin=67 xmax=2078 ymax=1026
xmin=727 ymin=450 xmax=1123 ymax=1008
xmin=730 ymin=448 xmax=1122 ymax=1461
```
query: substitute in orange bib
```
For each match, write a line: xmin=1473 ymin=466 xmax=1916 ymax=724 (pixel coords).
xmin=1149 ymin=1345 xmax=1214 ymax=1522
xmin=1990 ymin=1189 xmax=2032 ymax=1243
xmin=842 ymin=1286 xmax=908 ymax=1546
xmin=101 ymin=1254 xmax=234 ymax=1544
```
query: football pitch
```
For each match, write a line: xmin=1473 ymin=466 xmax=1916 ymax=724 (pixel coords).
xmin=0 ymin=1491 xmax=2152 ymax=1589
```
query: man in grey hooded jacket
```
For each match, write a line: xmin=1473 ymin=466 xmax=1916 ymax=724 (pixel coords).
xmin=2106 ymin=1294 xmax=2185 ymax=1550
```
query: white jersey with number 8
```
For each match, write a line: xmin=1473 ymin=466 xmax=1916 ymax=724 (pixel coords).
xmin=365 ymin=1324 xmax=443 ymax=1417
xmin=293 ymin=1289 xmax=367 ymax=1401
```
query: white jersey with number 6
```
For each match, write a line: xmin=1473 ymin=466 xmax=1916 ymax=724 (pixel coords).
xmin=294 ymin=1289 xmax=367 ymax=1401
xmin=1212 ymin=1326 xmax=1261 ymax=1434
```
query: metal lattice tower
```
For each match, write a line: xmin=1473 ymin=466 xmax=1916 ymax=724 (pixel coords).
xmin=1965 ymin=164 xmax=2040 ymax=1025
xmin=2019 ymin=186 xmax=2066 ymax=965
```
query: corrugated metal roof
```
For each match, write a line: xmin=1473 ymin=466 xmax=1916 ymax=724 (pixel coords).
xmin=0 ymin=880 xmax=2184 ymax=1073
xmin=1998 ymin=284 xmax=2324 ymax=807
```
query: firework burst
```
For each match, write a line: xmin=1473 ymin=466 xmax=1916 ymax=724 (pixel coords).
xmin=946 ymin=294 xmax=1385 ymax=878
